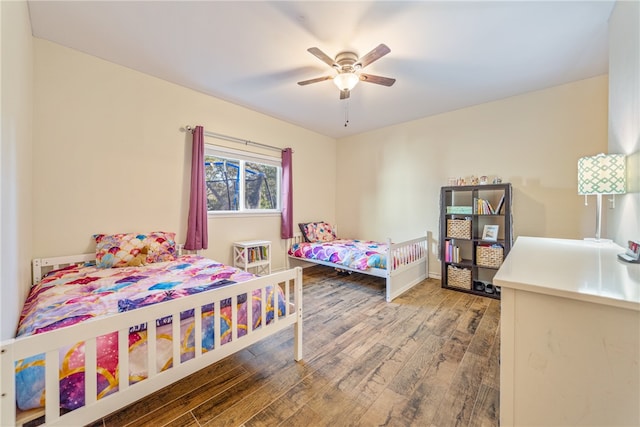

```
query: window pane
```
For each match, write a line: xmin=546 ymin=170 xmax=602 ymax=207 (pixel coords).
xmin=245 ymin=161 xmax=278 ymax=210
xmin=205 ymin=156 xmax=240 ymax=211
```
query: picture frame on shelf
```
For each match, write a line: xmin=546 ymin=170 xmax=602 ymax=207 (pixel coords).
xmin=482 ymin=225 xmax=499 ymax=242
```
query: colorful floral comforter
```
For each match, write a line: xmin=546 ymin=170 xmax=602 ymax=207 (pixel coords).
xmin=15 ymin=255 xmax=286 ymax=411
xmin=288 ymin=239 xmax=388 ymax=270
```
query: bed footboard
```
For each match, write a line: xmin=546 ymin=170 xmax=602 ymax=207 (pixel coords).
xmin=1 ymin=261 xmax=303 ymax=427
xmin=386 ymin=235 xmax=429 ymax=302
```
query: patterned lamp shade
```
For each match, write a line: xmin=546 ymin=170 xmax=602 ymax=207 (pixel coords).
xmin=577 ymin=153 xmax=626 ymax=195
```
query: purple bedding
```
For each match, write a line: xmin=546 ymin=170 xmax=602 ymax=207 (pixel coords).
xmin=15 ymin=255 xmax=285 ymax=411
xmin=288 ymin=239 xmax=388 ymax=270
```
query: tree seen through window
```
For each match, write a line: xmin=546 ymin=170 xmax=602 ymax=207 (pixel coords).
xmin=205 ymin=154 xmax=279 ymax=212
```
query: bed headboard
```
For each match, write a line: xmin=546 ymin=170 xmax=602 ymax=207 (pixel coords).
xmin=290 ymin=232 xmax=305 ymax=246
xmin=32 ymin=253 xmax=96 ymax=285
xmin=32 ymin=244 xmax=185 ymax=285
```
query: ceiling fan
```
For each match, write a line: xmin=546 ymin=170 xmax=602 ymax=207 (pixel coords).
xmin=298 ymin=43 xmax=396 ymax=100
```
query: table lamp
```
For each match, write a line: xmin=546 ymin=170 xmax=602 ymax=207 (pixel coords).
xmin=577 ymin=153 xmax=626 ymax=242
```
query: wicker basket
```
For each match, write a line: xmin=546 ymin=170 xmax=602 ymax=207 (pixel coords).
xmin=476 ymin=246 xmax=504 ymax=268
xmin=447 ymin=265 xmax=472 ymax=289
xmin=446 ymin=219 xmax=471 ymax=239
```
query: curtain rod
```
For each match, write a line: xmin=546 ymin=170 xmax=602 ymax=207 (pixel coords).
xmin=185 ymin=126 xmax=283 ymax=153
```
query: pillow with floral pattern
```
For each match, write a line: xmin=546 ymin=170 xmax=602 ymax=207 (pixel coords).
xmin=94 ymin=231 xmax=177 ymax=268
xmin=299 ymin=222 xmax=337 ymax=243
xmin=94 ymin=233 xmax=147 ymax=268
xmin=145 ymin=231 xmax=177 ymax=263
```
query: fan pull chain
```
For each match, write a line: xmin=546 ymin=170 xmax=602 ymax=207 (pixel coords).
xmin=344 ymin=101 xmax=350 ymax=127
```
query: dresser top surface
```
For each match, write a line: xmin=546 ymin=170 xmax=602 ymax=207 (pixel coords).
xmin=494 ymin=236 xmax=640 ymax=310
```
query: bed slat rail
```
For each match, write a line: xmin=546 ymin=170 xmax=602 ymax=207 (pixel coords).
xmin=389 ymin=235 xmax=428 ymax=272
xmin=1 ymin=261 xmax=303 ymax=427
xmin=118 ymin=329 xmax=129 ymax=394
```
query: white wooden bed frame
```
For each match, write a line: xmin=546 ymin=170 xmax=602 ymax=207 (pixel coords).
xmin=0 ymin=253 xmax=303 ymax=426
xmin=288 ymin=232 xmax=428 ymax=302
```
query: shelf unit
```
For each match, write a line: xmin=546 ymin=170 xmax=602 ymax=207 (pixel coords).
xmin=439 ymin=183 xmax=512 ymax=299
xmin=233 ymin=240 xmax=271 ymax=276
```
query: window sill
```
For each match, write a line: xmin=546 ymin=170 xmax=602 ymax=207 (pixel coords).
xmin=208 ymin=211 xmax=281 ymax=219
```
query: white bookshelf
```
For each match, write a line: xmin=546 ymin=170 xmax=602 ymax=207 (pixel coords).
xmin=233 ymin=240 xmax=271 ymax=275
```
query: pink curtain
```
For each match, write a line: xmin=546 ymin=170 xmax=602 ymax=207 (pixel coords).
xmin=281 ymin=148 xmax=293 ymax=239
xmin=184 ymin=126 xmax=208 ymax=250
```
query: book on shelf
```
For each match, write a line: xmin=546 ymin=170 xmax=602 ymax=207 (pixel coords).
xmin=445 ymin=240 xmax=450 ymax=262
xmin=446 ymin=205 xmax=473 ymax=214
xmin=494 ymin=194 xmax=505 ymax=215
xmin=444 ymin=240 xmax=462 ymax=263
xmin=474 ymin=196 xmax=504 ymax=215
xmin=474 ymin=198 xmax=494 ymax=214
xmin=245 ymin=246 xmax=268 ymax=263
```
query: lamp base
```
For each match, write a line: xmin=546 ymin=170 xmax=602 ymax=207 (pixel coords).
xmin=584 ymin=237 xmax=613 ymax=244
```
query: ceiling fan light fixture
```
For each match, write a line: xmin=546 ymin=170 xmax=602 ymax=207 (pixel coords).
xmin=333 ymin=72 xmax=359 ymax=91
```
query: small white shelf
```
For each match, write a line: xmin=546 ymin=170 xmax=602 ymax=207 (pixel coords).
xmin=233 ymin=240 xmax=271 ymax=275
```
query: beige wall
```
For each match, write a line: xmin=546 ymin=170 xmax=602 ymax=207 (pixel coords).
xmin=336 ymin=77 xmax=608 ymax=277
xmin=32 ymin=39 xmax=336 ymax=273
xmin=1 ymin=0 xmax=33 ymax=340
xmin=608 ymin=0 xmax=640 ymax=246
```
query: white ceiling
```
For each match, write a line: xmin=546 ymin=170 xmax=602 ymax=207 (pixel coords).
xmin=28 ymin=1 xmax=615 ymax=139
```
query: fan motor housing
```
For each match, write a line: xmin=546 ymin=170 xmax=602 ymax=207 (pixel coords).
xmin=335 ymin=51 xmax=360 ymax=72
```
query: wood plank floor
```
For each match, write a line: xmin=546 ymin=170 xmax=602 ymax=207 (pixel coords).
xmin=92 ymin=265 xmax=500 ymax=427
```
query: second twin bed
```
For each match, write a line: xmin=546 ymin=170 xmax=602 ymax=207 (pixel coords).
xmin=288 ymin=221 xmax=429 ymax=302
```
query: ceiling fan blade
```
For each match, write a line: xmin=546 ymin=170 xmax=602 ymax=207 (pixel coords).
xmin=356 ymin=44 xmax=391 ymax=68
xmin=359 ymin=73 xmax=396 ymax=87
xmin=297 ymin=76 xmax=333 ymax=86
xmin=340 ymin=89 xmax=350 ymax=100
xmin=308 ymin=47 xmax=338 ymax=68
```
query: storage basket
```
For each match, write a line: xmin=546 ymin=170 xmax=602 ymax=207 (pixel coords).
xmin=476 ymin=246 xmax=504 ymax=268
xmin=447 ymin=265 xmax=472 ymax=289
xmin=446 ymin=219 xmax=471 ymax=239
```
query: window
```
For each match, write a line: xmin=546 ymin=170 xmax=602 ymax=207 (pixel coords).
xmin=204 ymin=146 xmax=281 ymax=213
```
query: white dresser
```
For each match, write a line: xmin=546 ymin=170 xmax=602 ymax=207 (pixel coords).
xmin=494 ymin=236 xmax=640 ymax=426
